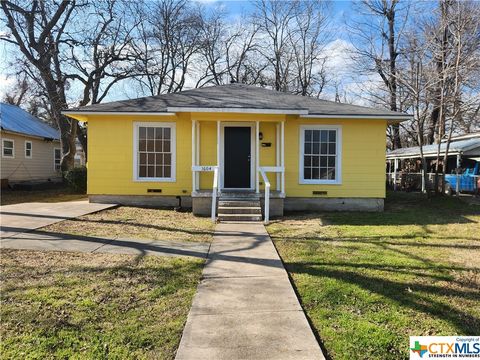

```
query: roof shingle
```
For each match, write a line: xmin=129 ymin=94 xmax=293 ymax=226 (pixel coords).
xmin=67 ymin=83 xmax=410 ymax=118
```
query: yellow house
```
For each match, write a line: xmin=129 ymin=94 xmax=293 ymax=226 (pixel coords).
xmin=64 ymin=84 xmax=409 ymax=222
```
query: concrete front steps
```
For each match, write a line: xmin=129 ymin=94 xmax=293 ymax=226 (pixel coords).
xmin=217 ymin=195 xmax=262 ymax=222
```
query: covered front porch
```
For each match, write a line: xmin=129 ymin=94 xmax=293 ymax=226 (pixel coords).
xmin=190 ymin=116 xmax=286 ymax=223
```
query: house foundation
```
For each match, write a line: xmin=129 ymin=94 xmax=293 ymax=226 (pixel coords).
xmin=89 ymin=195 xmax=192 ymax=209
xmin=284 ymin=197 xmax=384 ymax=212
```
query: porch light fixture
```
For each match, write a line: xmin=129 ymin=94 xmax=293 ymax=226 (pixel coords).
xmin=259 ymin=132 xmax=263 ymax=140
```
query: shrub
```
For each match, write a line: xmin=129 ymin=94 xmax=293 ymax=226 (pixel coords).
xmin=64 ymin=167 xmax=87 ymax=193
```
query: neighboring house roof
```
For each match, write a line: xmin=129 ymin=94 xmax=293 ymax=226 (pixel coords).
xmin=0 ymin=103 xmax=60 ymax=140
xmin=387 ymin=135 xmax=480 ymax=159
xmin=64 ymin=83 xmax=410 ymax=120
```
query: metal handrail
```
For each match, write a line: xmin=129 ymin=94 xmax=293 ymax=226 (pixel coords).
xmin=212 ymin=167 xmax=218 ymax=222
xmin=259 ymin=168 xmax=270 ymax=224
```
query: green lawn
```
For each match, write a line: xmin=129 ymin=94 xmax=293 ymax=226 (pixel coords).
xmin=0 ymin=249 xmax=203 ymax=360
xmin=267 ymin=192 xmax=480 ymax=360
xmin=42 ymin=206 xmax=215 ymax=243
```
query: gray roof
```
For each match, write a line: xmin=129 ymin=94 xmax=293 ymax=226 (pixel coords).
xmin=387 ymin=137 xmax=480 ymax=158
xmin=0 ymin=103 xmax=59 ymax=140
xmin=66 ymin=83 xmax=410 ymax=118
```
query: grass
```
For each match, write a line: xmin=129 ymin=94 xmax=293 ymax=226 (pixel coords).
xmin=0 ymin=249 xmax=203 ymax=360
xmin=267 ymin=192 xmax=480 ymax=360
xmin=1 ymin=187 xmax=86 ymax=205
xmin=41 ymin=206 xmax=215 ymax=243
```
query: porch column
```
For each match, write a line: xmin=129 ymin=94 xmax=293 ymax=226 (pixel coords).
xmin=217 ymin=120 xmax=221 ymax=192
xmin=281 ymin=120 xmax=285 ymax=195
xmin=192 ymin=120 xmax=197 ymax=192
xmin=393 ymin=158 xmax=398 ymax=191
xmin=256 ymin=120 xmax=260 ymax=193
xmin=276 ymin=123 xmax=280 ymax=191
xmin=456 ymin=154 xmax=461 ymax=196
xmin=421 ymin=160 xmax=426 ymax=193
xmin=196 ymin=121 xmax=200 ymax=188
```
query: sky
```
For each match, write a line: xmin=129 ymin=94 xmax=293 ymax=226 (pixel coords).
xmin=0 ymin=0 xmax=372 ymax=105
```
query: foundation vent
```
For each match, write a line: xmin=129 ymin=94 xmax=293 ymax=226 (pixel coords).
xmin=147 ymin=189 xmax=162 ymax=193
xmin=312 ymin=191 xmax=327 ymax=196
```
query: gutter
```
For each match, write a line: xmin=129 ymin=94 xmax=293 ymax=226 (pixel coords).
xmin=1 ymin=129 xmax=60 ymax=142
xmin=62 ymin=109 xmax=411 ymax=120
xmin=300 ymin=114 xmax=412 ymax=121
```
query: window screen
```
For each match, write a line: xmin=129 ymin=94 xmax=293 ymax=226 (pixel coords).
xmin=303 ymin=129 xmax=337 ymax=181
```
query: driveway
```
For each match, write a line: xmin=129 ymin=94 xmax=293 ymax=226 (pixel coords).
xmin=0 ymin=200 xmax=209 ymax=259
xmin=0 ymin=200 xmax=116 ymax=238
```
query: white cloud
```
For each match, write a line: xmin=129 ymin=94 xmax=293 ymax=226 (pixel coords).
xmin=323 ymin=38 xmax=355 ymax=74
xmin=0 ymin=74 xmax=15 ymax=100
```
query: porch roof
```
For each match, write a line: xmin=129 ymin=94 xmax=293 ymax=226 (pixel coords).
xmin=387 ymin=137 xmax=480 ymax=159
xmin=63 ymin=84 xmax=410 ymax=121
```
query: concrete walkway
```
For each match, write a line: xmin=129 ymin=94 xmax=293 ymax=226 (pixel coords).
xmin=0 ymin=200 xmax=116 ymax=238
xmin=175 ymin=222 xmax=325 ymax=360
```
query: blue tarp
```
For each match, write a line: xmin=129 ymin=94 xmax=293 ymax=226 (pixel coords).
xmin=0 ymin=103 xmax=59 ymax=140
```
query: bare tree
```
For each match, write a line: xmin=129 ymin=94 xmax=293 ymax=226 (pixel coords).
xmin=195 ymin=8 xmax=266 ymax=87
xmin=349 ymin=0 xmax=411 ymax=149
xmin=130 ymin=0 xmax=201 ymax=96
xmin=1 ymin=0 xmax=81 ymax=170
xmin=1 ymin=0 xmax=144 ymax=165
xmin=288 ymin=0 xmax=330 ymax=97
xmin=253 ymin=0 xmax=298 ymax=92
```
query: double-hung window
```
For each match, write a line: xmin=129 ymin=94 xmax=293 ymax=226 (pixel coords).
xmin=2 ymin=139 xmax=14 ymax=158
xmin=134 ymin=122 xmax=176 ymax=182
xmin=300 ymin=126 xmax=341 ymax=184
xmin=25 ymin=141 xmax=32 ymax=158
xmin=54 ymin=148 xmax=61 ymax=171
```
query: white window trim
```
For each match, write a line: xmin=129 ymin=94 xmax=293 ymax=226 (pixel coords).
xmin=299 ymin=125 xmax=342 ymax=185
xmin=25 ymin=140 xmax=32 ymax=158
xmin=54 ymin=147 xmax=62 ymax=171
xmin=2 ymin=138 xmax=15 ymax=158
xmin=133 ymin=121 xmax=176 ymax=182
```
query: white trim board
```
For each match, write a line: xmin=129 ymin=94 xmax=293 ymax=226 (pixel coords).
xmin=300 ymin=114 xmax=412 ymax=120
xmin=2 ymin=138 xmax=15 ymax=158
xmin=132 ymin=121 xmax=177 ymax=183
xmin=25 ymin=140 xmax=32 ymax=158
xmin=63 ymin=111 xmax=175 ymax=116
xmin=299 ymin=125 xmax=342 ymax=185
xmin=53 ymin=147 xmax=61 ymax=171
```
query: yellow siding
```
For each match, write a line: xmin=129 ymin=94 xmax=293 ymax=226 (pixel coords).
xmin=284 ymin=118 xmax=386 ymax=198
xmin=259 ymin=122 xmax=277 ymax=189
xmin=85 ymin=112 xmax=386 ymax=198
xmin=87 ymin=113 xmax=192 ymax=195
xmin=199 ymin=121 xmax=216 ymax=189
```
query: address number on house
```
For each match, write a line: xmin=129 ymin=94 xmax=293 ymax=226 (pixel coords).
xmin=192 ymin=165 xmax=216 ymax=172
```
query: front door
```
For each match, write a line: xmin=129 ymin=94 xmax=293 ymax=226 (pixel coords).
xmin=224 ymin=126 xmax=251 ymax=188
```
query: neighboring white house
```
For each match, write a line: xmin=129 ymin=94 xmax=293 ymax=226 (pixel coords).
xmin=0 ymin=103 xmax=62 ymax=184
